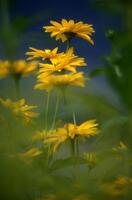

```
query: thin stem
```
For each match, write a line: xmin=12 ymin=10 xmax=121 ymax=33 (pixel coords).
xmin=45 ymin=91 xmax=50 ymax=130
xmin=76 ymin=137 xmax=79 ymax=156
xmin=46 ymin=146 xmax=51 ymax=166
xmin=72 ymin=110 xmax=80 ymax=159
xmin=51 ymin=93 xmax=59 ymax=129
xmin=72 ymin=110 xmax=77 ymax=125
xmin=70 ymin=139 xmax=76 ymax=157
xmin=14 ymin=78 xmax=20 ymax=99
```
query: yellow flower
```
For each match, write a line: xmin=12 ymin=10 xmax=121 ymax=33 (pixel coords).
xmin=26 ymin=47 xmax=59 ymax=61
xmin=83 ymin=152 xmax=97 ymax=166
xmin=64 ymin=119 xmax=98 ymax=139
xmin=32 ymin=130 xmax=46 ymax=141
xmin=44 ymin=19 xmax=95 ymax=44
xmin=10 ymin=60 xmax=37 ymax=77
xmin=44 ymin=128 xmax=68 ymax=153
xmin=113 ymin=141 xmax=127 ymax=152
xmin=102 ymin=176 xmax=132 ymax=196
xmin=18 ymin=147 xmax=42 ymax=163
xmin=0 ymin=98 xmax=39 ymax=123
xmin=38 ymin=47 xmax=86 ymax=76
xmin=0 ymin=60 xmax=37 ymax=79
xmin=35 ymin=72 xmax=85 ymax=91
xmin=44 ymin=120 xmax=98 ymax=153
xmin=0 ymin=60 xmax=10 ymax=78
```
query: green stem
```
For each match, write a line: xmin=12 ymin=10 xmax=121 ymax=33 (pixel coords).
xmin=14 ymin=77 xmax=20 ymax=99
xmin=70 ymin=137 xmax=79 ymax=157
xmin=72 ymin=110 xmax=77 ymax=125
xmin=51 ymin=93 xmax=59 ymax=129
xmin=70 ymin=139 xmax=76 ymax=157
xmin=46 ymin=146 xmax=51 ymax=167
xmin=76 ymin=137 xmax=79 ymax=156
xmin=45 ymin=91 xmax=50 ymax=130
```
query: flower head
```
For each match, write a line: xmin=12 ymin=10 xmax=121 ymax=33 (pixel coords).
xmin=38 ymin=47 xmax=86 ymax=76
xmin=0 ymin=60 xmax=10 ymax=78
xmin=0 ymin=60 xmax=37 ymax=79
xmin=35 ymin=72 xmax=85 ymax=91
xmin=64 ymin=119 xmax=98 ymax=139
xmin=0 ymin=98 xmax=39 ymax=123
xmin=44 ymin=120 xmax=98 ymax=153
xmin=44 ymin=19 xmax=95 ymax=44
xmin=26 ymin=47 xmax=59 ymax=61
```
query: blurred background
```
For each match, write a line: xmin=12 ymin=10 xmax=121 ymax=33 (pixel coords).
xmin=0 ymin=0 xmax=132 ymax=200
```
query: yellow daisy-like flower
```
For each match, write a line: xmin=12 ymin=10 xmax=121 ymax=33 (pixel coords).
xmin=64 ymin=120 xmax=98 ymax=139
xmin=0 ymin=98 xmax=39 ymax=123
xmin=11 ymin=60 xmax=37 ymax=76
xmin=44 ymin=19 xmax=95 ymax=44
xmin=0 ymin=60 xmax=10 ymax=78
xmin=35 ymin=72 xmax=85 ymax=91
xmin=44 ymin=120 xmax=98 ymax=153
xmin=0 ymin=60 xmax=37 ymax=79
xmin=26 ymin=47 xmax=59 ymax=61
xmin=38 ymin=47 xmax=87 ymax=76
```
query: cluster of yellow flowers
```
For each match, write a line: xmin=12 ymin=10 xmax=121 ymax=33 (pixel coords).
xmin=26 ymin=19 xmax=95 ymax=91
xmin=27 ymin=47 xmax=87 ymax=91
xmin=27 ymin=19 xmax=99 ymax=154
xmin=0 ymin=19 xmax=98 ymax=156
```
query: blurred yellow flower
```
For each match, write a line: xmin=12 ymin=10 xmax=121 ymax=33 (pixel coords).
xmin=0 ymin=60 xmax=10 ymax=78
xmin=35 ymin=72 xmax=85 ymax=91
xmin=44 ymin=19 xmax=95 ymax=44
xmin=26 ymin=47 xmax=59 ymax=61
xmin=0 ymin=98 xmax=39 ymax=123
xmin=83 ymin=152 xmax=97 ymax=166
xmin=32 ymin=130 xmax=47 ymax=141
xmin=113 ymin=141 xmax=127 ymax=152
xmin=44 ymin=128 xmax=68 ymax=153
xmin=102 ymin=176 xmax=132 ymax=196
xmin=18 ymin=147 xmax=42 ymax=162
xmin=65 ymin=120 xmax=98 ymax=139
xmin=38 ymin=47 xmax=86 ymax=76
xmin=0 ymin=60 xmax=37 ymax=79
xmin=44 ymin=120 xmax=98 ymax=153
